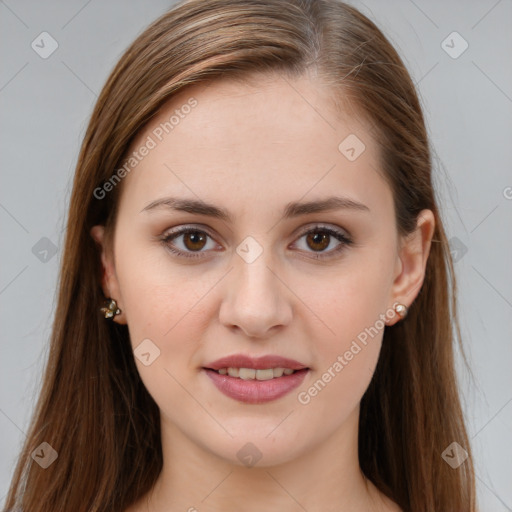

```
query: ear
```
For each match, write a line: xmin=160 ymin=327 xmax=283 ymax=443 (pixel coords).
xmin=90 ymin=225 xmax=127 ymax=325
xmin=386 ymin=209 xmax=435 ymax=326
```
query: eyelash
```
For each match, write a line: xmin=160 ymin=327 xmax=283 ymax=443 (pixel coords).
xmin=160 ymin=224 xmax=353 ymax=261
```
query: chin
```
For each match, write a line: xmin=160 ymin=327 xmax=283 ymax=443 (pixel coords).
xmin=194 ymin=420 xmax=314 ymax=468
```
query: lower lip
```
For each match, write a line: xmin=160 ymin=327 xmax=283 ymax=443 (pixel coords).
xmin=204 ymin=368 xmax=309 ymax=404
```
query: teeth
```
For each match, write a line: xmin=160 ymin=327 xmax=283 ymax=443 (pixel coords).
xmin=238 ymin=368 xmax=256 ymax=380
xmin=227 ymin=367 xmax=239 ymax=378
xmin=255 ymin=369 xmax=274 ymax=381
xmin=217 ymin=367 xmax=297 ymax=379
xmin=272 ymin=368 xmax=284 ymax=378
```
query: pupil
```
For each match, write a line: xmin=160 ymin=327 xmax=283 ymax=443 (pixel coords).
xmin=182 ymin=230 xmax=332 ymax=253
xmin=185 ymin=231 xmax=206 ymax=250
xmin=307 ymin=231 xmax=329 ymax=251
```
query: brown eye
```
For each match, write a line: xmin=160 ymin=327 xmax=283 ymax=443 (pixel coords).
xmin=182 ymin=231 xmax=207 ymax=251
xmin=305 ymin=231 xmax=331 ymax=252
xmin=161 ymin=224 xmax=352 ymax=261
xmin=161 ymin=227 xmax=218 ymax=259
xmin=293 ymin=225 xmax=353 ymax=260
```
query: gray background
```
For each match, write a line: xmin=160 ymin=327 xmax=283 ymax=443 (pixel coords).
xmin=1 ymin=0 xmax=511 ymax=509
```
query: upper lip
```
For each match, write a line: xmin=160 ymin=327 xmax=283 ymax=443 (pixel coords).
xmin=204 ymin=354 xmax=308 ymax=371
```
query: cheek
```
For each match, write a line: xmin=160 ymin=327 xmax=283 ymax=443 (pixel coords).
xmin=112 ymin=232 xmax=204 ymax=376
xmin=114 ymin=225 xmax=202 ymax=330
xmin=300 ymin=253 xmax=393 ymax=348
xmin=294 ymin=287 xmax=385 ymax=429
xmin=292 ymin=250 xmax=394 ymax=412
xmin=116 ymin=250 xmax=212 ymax=423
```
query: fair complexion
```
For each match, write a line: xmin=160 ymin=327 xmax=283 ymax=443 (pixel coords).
xmin=91 ymin=72 xmax=434 ymax=512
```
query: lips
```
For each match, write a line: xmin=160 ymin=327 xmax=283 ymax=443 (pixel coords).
xmin=204 ymin=354 xmax=308 ymax=371
xmin=202 ymin=354 xmax=309 ymax=404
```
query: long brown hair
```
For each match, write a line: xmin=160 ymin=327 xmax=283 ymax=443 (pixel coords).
xmin=3 ymin=1 xmax=476 ymax=510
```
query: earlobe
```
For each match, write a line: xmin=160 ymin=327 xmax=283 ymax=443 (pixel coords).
xmin=387 ymin=209 xmax=435 ymax=325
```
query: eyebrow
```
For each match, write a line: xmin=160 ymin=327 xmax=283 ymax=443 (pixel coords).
xmin=140 ymin=195 xmax=370 ymax=221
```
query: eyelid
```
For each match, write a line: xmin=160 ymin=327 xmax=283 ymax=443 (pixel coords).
xmin=162 ymin=222 xmax=352 ymax=241
xmin=162 ymin=223 xmax=216 ymax=238
xmin=160 ymin=222 xmax=353 ymax=260
xmin=294 ymin=222 xmax=351 ymax=238
xmin=160 ymin=224 xmax=223 ymax=258
xmin=289 ymin=223 xmax=353 ymax=260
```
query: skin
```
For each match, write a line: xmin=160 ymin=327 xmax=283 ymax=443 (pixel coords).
xmin=91 ymin=71 xmax=434 ymax=512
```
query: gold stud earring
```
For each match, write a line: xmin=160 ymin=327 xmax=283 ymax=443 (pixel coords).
xmin=100 ymin=298 xmax=121 ymax=319
xmin=394 ymin=303 xmax=408 ymax=320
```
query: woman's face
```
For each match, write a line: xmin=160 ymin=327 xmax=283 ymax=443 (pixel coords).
xmin=93 ymin=72 xmax=430 ymax=466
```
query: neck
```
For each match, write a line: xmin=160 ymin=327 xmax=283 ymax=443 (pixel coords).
xmin=146 ymin=407 xmax=389 ymax=512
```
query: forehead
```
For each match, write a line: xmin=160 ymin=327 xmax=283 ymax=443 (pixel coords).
xmin=118 ymin=73 xmax=391 ymax=219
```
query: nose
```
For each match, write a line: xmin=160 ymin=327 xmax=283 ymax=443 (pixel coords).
xmin=218 ymin=249 xmax=293 ymax=339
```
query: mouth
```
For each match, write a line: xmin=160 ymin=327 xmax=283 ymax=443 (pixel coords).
xmin=206 ymin=367 xmax=301 ymax=380
xmin=202 ymin=354 xmax=310 ymax=404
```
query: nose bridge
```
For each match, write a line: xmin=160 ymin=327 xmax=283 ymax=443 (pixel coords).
xmin=237 ymin=245 xmax=276 ymax=298
xmin=219 ymin=235 xmax=292 ymax=337
xmin=234 ymin=232 xmax=278 ymax=292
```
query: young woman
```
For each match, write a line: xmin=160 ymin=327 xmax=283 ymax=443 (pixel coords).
xmin=3 ymin=0 xmax=477 ymax=511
